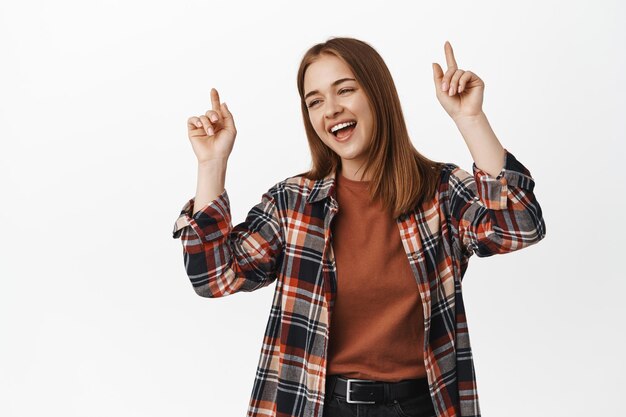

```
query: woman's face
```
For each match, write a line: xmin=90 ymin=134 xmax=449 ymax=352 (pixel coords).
xmin=303 ymin=54 xmax=375 ymax=180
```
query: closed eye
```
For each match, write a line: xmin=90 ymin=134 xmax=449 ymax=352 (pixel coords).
xmin=306 ymin=87 xmax=356 ymax=108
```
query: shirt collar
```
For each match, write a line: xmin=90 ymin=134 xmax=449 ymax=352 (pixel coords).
xmin=305 ymin=169 xmax=337 ymax=204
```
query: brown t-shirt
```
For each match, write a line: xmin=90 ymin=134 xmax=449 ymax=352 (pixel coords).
xmin=326 ymin=171 xmax=426 ymax=382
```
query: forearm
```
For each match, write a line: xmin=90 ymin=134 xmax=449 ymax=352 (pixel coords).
xmin=193 ymin=159 xmax=227 ymax=216
xmin=453 ymin=111 xmax=506 ymax=178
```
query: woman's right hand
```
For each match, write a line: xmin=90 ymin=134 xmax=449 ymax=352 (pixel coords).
xmin=187 ymin=88 xmax=237 ymax=164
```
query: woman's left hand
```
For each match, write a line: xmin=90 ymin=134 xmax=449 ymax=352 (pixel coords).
xmin=432 ymin=41 xmax=485 ymax=122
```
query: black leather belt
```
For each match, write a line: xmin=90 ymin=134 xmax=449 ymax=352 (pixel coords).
xmin=325 ymin=375 xmax=430 ymax=404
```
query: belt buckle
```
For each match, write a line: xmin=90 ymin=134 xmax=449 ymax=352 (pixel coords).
xmin=346 ymin=378 xmax=377 ymax=404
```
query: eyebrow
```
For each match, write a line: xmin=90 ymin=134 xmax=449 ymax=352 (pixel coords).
xmin=304 ymin=78 xmax=356 ymax=101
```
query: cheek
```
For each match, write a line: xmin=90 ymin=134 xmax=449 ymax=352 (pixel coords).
xmin=316 ymin=124 xmax=326 ymax=137
xmin=310 ymin=116 xmax=326 ymax=138
xmin=359 ymin=110 xmax=374 ymax=133
xmin=354 ymin=96 xmax=373 ymax=121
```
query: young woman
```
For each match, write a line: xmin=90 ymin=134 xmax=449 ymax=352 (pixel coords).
xmin=172 ymin=37 xmax=546 ymax=417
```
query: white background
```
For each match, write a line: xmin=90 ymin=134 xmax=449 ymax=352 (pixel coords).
xmin=1 ymin=0 xmax=624 ymax=416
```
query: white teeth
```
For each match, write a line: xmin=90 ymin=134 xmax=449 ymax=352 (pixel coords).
xmin=330 ymin=121 xmax=356 ymax=133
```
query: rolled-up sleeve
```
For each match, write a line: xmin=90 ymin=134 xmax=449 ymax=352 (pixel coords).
xmin=447 ymin=148 xmax=547 ymax=259
xmin=172 ymin=186 xmax=284 ymax=297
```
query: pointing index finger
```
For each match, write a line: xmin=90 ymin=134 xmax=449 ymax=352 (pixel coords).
xmin=444 ymin=41 xmax=458 ymax=70
xmin=211 ymin=88 xmax=221 ymax=111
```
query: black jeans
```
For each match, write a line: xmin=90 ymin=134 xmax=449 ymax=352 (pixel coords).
xmin=323 ymin=376 xmax=436 ymax=417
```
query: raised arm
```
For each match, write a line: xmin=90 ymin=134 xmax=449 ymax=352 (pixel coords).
xmin=446 ymin=148 xmax=546 ymax=260
xmin=172 ymin=88 xmax=284 ymax=297
xmin=172 ymin=185 xmax=284 ymax=297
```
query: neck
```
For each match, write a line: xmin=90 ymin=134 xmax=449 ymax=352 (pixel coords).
xmin=339 ymin=164 xmax=371 ymax=182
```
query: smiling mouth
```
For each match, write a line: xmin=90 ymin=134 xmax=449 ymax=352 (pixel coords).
xmin=331 ymin=122 xmax=357 ymax=140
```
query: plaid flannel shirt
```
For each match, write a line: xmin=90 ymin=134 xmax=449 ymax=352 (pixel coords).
xmin=172 ymin=148 xmax=546 ymax=417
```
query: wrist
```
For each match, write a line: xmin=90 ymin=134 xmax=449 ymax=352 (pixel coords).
xmin=453 ymin=111 xmax=487 ymax=127
xmin=198 ymin=158 xmax=228 ymax=170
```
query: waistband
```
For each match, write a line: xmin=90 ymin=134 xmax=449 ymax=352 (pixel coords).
xmin=325 ymin=374 xmax=430 ymax=404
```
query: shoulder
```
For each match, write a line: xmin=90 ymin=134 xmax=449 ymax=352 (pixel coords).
xmin=438 ymin=162 xmax=474 ymax=188
xmin=432 ymin=162 xmax=478 ymax=207
xmin=263 ymin=173 xmax=318 ymax=202
xmin=436 ymin=162 xmax=466 ymax=186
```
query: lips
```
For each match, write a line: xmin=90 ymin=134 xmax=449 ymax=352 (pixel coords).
xmin=327 ymin=119 xmax=357 ymax=134
xmin=332 ymin=124 xmax=356 ymax=142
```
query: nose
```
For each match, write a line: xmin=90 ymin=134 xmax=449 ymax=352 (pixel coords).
xmin=324 ymin=96 xmax=343 ymax=119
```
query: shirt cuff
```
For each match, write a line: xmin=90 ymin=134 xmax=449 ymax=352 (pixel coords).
xmin=471 ymin=148 xmax=536 ymax=210
xmin=172 ymin=188 xmax=230 ymax=240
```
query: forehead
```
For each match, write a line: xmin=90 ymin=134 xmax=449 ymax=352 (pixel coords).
xmin=303 ymin=54 xmax=355 ymax=92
